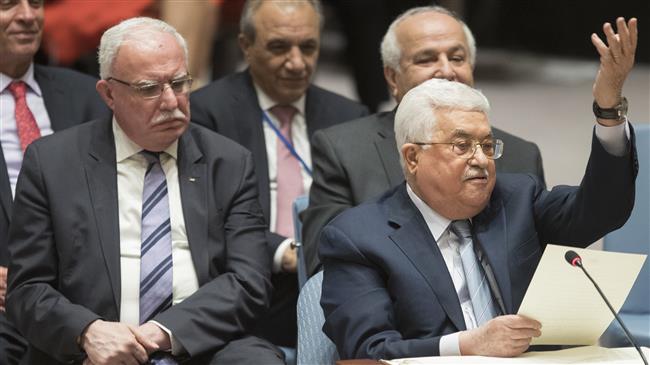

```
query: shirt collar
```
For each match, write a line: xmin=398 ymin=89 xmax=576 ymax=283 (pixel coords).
xmin=253 ymin=82 xmax=306 ymax=116
xmin=113 ymin=117 xmax=178 ymax=163
xmin=406 ymin=182 xmax=451 ymax=242
xmin=0 ymin=63 xmax=42 ymax=96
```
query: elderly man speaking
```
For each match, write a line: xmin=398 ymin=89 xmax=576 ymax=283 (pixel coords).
xmin=320 ymin=18 xmax=638 ymax=361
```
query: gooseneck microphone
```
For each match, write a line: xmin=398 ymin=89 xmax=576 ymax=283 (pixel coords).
xmin=564 ymin=250 xmax=648 ymax=365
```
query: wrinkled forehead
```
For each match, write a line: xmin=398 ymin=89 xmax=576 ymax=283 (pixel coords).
xmin=434 ymin=108 xmax=491 ymax=138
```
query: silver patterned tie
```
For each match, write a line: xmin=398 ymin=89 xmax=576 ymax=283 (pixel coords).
xmin=449 ymin=220 xmax=497 ymax=327
xmin=139 ymin=151 xmax=173 ymax=324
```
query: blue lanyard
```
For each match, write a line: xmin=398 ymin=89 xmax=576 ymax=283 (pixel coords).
xmin=262 ymin=111 xmax=313 ymax=176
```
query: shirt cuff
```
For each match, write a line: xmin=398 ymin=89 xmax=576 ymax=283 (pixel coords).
xmin=594 ymin=119 xmax=630 ymax=157
xmin=439 ymin=332 xmax=461 ymax=356
xmin=149 ymin=320 xmax=184 ymax=356
xmin=273 ymin=238 xmax=294 ymax=273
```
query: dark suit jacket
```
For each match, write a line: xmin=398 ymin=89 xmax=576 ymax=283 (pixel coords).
xmin=0 ymin=64 xmax=109 ymax=265
xmin=0 ymin=64 xmax=109 ymax=365
xmin=303 ymin=111 xmax=546 ymax=275
xmin=319 ymin=129 xmax=637 ymax=360
xmin=6 ymin=119 xmax=273 ymax=364
xmin=189 ymin=70 xmax=368 ymax=346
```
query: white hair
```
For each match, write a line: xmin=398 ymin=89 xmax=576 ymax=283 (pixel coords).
xmin=98 ymin=17 xmax=189 ymax=79
xmin=380 ymin=6 xmax=477 ymax=71
xmin=395 ymin=78 xmax=490 ymax=168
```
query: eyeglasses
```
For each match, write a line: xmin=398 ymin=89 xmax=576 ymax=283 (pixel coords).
xmin=413 ymin=139 xmax=504 ymax=160
xmin=106 ymin=76 xmax=193 ymax=99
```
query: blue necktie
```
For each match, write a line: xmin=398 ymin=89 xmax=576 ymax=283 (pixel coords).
xmin=139 ymin=151 xmax=173 ymax=324
xmin=450 ymin=220 xmax=497 ymax=327
xmin=140 ymin=152 xmax=178 ymax=365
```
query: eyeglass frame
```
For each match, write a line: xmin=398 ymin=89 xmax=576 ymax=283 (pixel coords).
xmin=106 ymin=75 xmax=193 ymax=99
xmin=412 ymin=138 xmax=504 ymax=160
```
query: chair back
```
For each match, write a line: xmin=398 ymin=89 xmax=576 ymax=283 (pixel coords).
xmin=600 ymin=123 xmax=650 ymax=348
xmin=603 ymin=123 xmax=650 ymax=313
xmin=296 ymin=271 xmax=339 ymax=365
xmin=293 ymin=195 xmax=309 ymax=289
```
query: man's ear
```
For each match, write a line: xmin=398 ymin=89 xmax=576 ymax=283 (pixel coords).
xmin=401 ymin=143 xmax=419 ymax=175
xmin=238 ymin=33 xmax=252 ymax=61
xmin=96 ymin=80 xmax=115 ymax=110
xmin=384 ymin=66 xmax=399 ymax=100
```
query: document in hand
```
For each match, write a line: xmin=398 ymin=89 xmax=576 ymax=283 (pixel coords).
xmin=517 ymin=244 xmax=646 ymax=345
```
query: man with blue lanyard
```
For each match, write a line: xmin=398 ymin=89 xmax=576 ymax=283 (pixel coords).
xmin=190 ymin=0 xmax=368 ymax=348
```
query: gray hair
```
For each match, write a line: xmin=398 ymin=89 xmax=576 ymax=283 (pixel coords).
xmin=98 ymin=17 xmax=189 ymax=79
xmin=380 ymin=6 xmax=477 ymax=71
xmin=240 ymin=0 xmax=324 ymax=42
xmin=395 ymin=78 xmax=490 ymax=168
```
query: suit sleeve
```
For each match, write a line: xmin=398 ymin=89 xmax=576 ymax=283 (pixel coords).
xmin=302 ymin=130 xmax=356 ymax=276
xmin=320 ymin=225 xmax=440 ymax=360
xmin=535 ymin=128 xmax=637 ymax=244
xmin=6 ymin=145 xmax=101 ymax=363
xmin=153 ymin=152 xmax=272 ymax=357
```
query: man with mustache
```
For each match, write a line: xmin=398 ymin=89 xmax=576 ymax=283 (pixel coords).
xmin=302 ymin=6 xmax=546 ymax=277
xmin=6 ymin=17 xmax=284 ymax=365
xmin=320 ymin=17 xmax=638 ymax=360
xmin=0 ymin=0 xmax=108 ymax=363
xmin=190 ymin=0 xmax=368 ymax=348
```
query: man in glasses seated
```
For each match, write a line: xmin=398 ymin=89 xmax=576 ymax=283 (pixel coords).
xmin=320 ymin=17 xmax=638 ymax=360
xmin=5 ymin=17 xmax=284 ymax=365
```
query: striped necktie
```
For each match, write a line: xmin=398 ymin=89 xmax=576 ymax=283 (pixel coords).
xmin=139 ymin=151 xmax=173 ymax=324
xmin=449 ymin=220 xmax=497 ymax=327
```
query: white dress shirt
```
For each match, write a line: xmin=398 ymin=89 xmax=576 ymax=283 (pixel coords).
xmin=254 ymin=84 xmax=312 ymax=272
xmin=405 ymin=121 xmax=630 ymax=356
xmin=114 ymin=119 xmax=198 ymax=354
xmin=0 ymin=63 xmax=53 ymax=197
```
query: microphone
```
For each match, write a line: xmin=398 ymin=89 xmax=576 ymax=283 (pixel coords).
xmin=565 ymin=250 xmax=648 ymax=365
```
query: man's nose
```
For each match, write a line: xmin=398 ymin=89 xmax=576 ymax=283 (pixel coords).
xmin=15 ymin=0 xmax=38 ymax=23
xmin=469 ymin=144 xmax=489 ymax=168
xmin=284 ymin=47 xmax=306 ymax=73
xmin=159 ymin=84 xmax=179 ymax=110
xmin=434 ymin=56 xmax=457 ymax=81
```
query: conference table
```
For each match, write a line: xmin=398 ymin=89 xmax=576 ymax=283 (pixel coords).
xmin=335 ymin=346 xmax=650 ymax=364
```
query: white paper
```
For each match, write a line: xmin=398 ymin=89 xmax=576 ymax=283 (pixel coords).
xmin=380 ymin=346 xmax=650 ymax=364
xmin=517 ymin=244 xmax=646 ymax=345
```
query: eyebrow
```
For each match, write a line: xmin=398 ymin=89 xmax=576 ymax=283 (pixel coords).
xmin=449 ymin=129 xmax=493 ymax=140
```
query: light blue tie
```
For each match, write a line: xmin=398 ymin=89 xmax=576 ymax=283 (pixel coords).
xmin=140 ymin=151 xmax=173 ymax=324
xmin=450 ymin=220 xmax=497 ymax=327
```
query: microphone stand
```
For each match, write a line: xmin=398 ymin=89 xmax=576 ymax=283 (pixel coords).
xmin=577 ymin=262 xmax=648 ymax=365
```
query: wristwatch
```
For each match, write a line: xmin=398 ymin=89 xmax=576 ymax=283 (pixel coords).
xmin=593 ymin=97 xmax=628 ymax=121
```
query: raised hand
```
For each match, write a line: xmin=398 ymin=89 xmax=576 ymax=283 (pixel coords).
xmin=591 ymin=17 xmax=638 ymax=114
xmin=459 ymin=314 xmax=542 ymax=357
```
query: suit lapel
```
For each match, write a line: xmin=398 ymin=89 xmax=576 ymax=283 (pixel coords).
xmin=177 ymin=131 xmax=210 ymax=284
xmin=84 ymin=119 xmax=121 ymax=310
xmin=34 ymin=65 xmax=71 ymax=131
xmin=0 ymin=152 xmax=11 ymax=225
xmin=374 ymin=110 xmax=403 ymax=187
xmin=304 ymin=86 xmax=328 ymax=139
xmin=233 ymin=72 xmax=271 ymax=219
xmin=474 ymin=191 xmax=513 ymax=313
xmin=387 ymin=186 xmax=467 ymax=331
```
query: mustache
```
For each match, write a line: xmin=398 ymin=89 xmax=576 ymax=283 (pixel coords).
xmin=153 ymin=109 xmax=187 ymax=125
xmin=463 ymin=168 xmax=489 ymax=181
